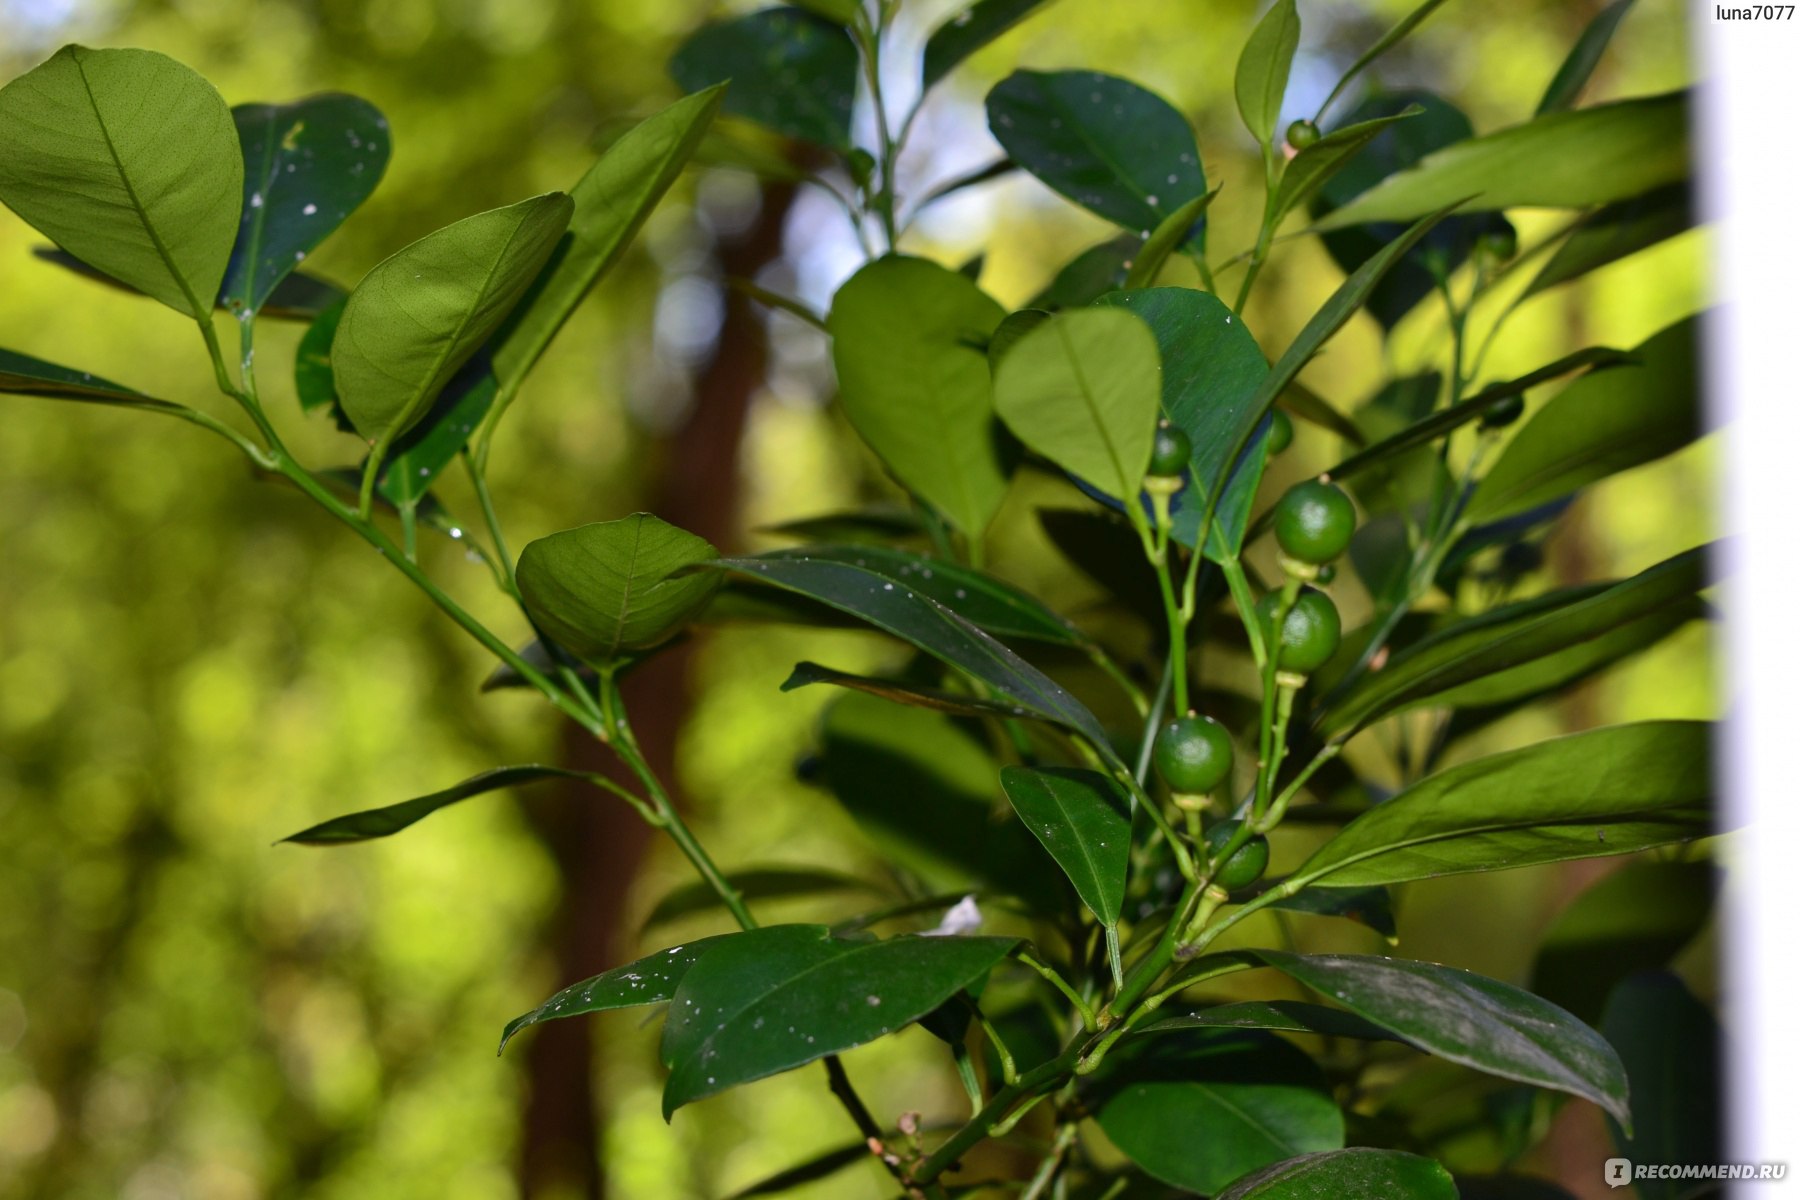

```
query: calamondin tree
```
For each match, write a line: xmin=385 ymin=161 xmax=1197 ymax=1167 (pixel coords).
xmin=0 ymin=0 xmax=1720 ymax=1196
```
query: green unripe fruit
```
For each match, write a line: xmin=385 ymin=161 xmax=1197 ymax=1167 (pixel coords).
xmin=1258 ymin=587 xmax=1342 ymax=675
xmin=1204 ymin=819 xmax=1270 ymax=890
xmin=1273 ymin=480 xmax=1356 ymax=564
xmin=1149 ymin=422 xmax=1192 ymax=477
xmin=1286 ymin=119 xmax=1321 ymax=150
xmin=1479 ymin=393 xmax=1525 ymax=429
xmin=1266 ymin=408 xmax=1293 ymax=456
xmin=1154 ymin=714 xmax=1234 ymax=795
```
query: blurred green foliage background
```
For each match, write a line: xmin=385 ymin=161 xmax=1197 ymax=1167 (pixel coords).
xmin=0 ymin=1 xmax=1711 ymax=1197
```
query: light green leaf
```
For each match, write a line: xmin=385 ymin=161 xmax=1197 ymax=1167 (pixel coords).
xmin=333 ymin=193 xmax=572 ymax=449
xmin=1235 ymin=0 xmax=1301 ymax=146
xmin=827 ymin=256 xmax=1010 ymax=535
xmin=999 ymin=767 xmax=1130 ymax=926
xmin=516 ymin=513 xmax=721 ymax=665
xmin=992 ymin=307 xmax=1161 ymax=502
xmin=1315 ymin=92 xmax=1688 ymax=228
xmin=1537 ymin=0 xmax=1636 ymax=115
xmin=669 ymin=8 xmax=858 ymax=151
xmin=0 ymin=45 xmax=242 ymax=320
xmin=279 ymin=764 xmax=589 ymax=845
xmin=499 ymin=933 xmax=741 ymax=1053
xmin=1121 ymin=188 xmax=1219 ymax=289
xmin=1216 ymin=1149 xmax=1458 ymax=1200
xmin=923 ymin=0 xmax=1058 ymax=89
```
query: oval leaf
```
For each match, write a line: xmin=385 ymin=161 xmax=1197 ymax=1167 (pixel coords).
xmin=333 ymin=192 xmax=572 ymax=448
xmin=499 ymin=933 xmax=741 ymax=1053
xmin=999 ymin=766 xmax=1130 ymax=926
xmin=1217 ymin=1148 xmax=1458 ymax=1200
xmin=279 ymin=764 xmax=588 ymax=845
xmin=993 ymin=307 xmax=1161 ymax=503
xmin=1235 ymin=0 xmax=1300 ymax=145
xmin=1537 ymin=0 xmax=1636 ymax=115
xmin=517 ymin=513 xmax=721 ymax=666
xmin=1135 ymin=1000 xmax=1399 ymax=1044
xmin=670 ymin=8 xmax=857 ymax=151
xmin=0 ymin=45 xmax=242 ymax=319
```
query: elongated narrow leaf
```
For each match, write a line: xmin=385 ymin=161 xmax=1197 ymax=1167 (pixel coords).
xmin=992 ymin=307 xmax=1161 ymax=502
xmin=0 ymin=45 xmax=241 ymax=320
xmin=1137 ymin=1000 xmax=1398 ymax=1043
xmin=828 ymin=256 xmax=1010 ymax=535
xmin=1282 ymin=381 xmax=1364 ymax=445
xmin=491 ymin=87 xmax=723 ymax=397
xmin=1122 ymin=188 xmax=1219 ymax=289
xmin=517 ymin=513 xmax=720 ymax=665
xmin=1466 ymin=316 xmax=1702 ymax=523
xmin=1252 ymin=949 xmax=1631 ymax=1124
xmin=1602 ymin=972 xmax=1720 ymax=1197
xmin=913 ymin=157 xmax=1017 ymax=213
xmin=1537 ymin=0 xmax=1635 ymax=115
xmin=499 ymin=933 xmax=741 ymax=1053
xmin=1235 ymin=0 xmax=1301 ymax=145
xmin=1315 ymin=0 xmax=1452 ymax=118
xmin=1094 ymin=288 xmax=1270 ymax=560
xmin=0 ymin=347 xmax=156 ymax=406
xmin=281 ymin=764 xmax=589 ymax=844
xmin=670 ymin=8 xmax=857 ymax=151
xmin=223 ymin=94 xmax=389 ymax=314
xmin=1269 ymin=884 xmax=1397 ymax=941
xmin=643 ymin=868 xmax=887 ymax=931
xmin=1271 ymin=108 xmax=1421 ymax=225
xmin=1217 ymin=1149 xmax=1458 ymax=1200
xmin=1316 ymin=92 xmax=1688 ymax=228
xmin=923 ymin=0 xmax=1057 ymax=89
xmin=725 ymin=1139 xmax=896 ymax=1199
xmin=999 ymin=767 xmax=1129 ymax=926
xmin=375 ymin=359 xmax=499 ymax=506
xmin=987 ymin=70 xmax=1207 ymax=235
xmin=334 ymin=193 xmax=572 ymax=448
xmin=781 ymin=660 xmax=1035 ymax=720
xmin=758 ymin=509 xmax=925 ymax=545
xmin=1294 ymin=721 xmax=1713 ymax=888
xmin=712 ymin=555 xmax=1110 ymax=745
xmin=1326 ymin=347 xmax=1632 ymax=483
xmin=660 ymin=926 xmax=1017 ymax=1113
xmin=32 ymin=245 xmax=344 ymax=321
xmin=1523 ymin=183 xmax=1692 ymax=299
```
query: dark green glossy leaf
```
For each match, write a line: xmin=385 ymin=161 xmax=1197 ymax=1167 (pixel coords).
xmin=1123 ymin=188 xmax=1219 ymax=289
xmin=1293 ymin=721 xmax=1713 ymax=888
xmin=0 ymin=45 xmax=241 ymax=320
xmin=987 ymin=70 xmax=1206 ymax=235
xmin=1216 ymin=1148 xmax=1458 ymax=1200
xmin=659 ymin=926 xmax=1017 ymax=1113
xmin=923 ymin=0 xmax=1057 ymax=89
xmin=517 ymin=513 xmax=721 ymax=665
xmin=491 ymin=87 xmax=723 ymax=398
xmin=1316 ymin=92 xmax=1688 ymax=228
xmin=1601 ymin=972 xmax=1720 ymax=1197
xmin=0 ymin=347 xmax=155 ymax=405
xmin=643 ymin=868 xmax=887 ymax=931
xmin=1038 ymin=508 xmax=1165 ymax=627
xmin=1136 ymin=1000 xmax=1398 ymax=1044
xmin=294 ymin=295 xmax=347 ymax=420
xmin=670 ymin=8 xmax=857 ymax=151
xmin=1320 ymin=545 xmax=1711 ymax=735
xmin=499 ymin=933 xmax=740 ymax=1053
xmin=993 ymin=307 xmax=1161 ymax=502
xmin=334 ymin=193 xmax=572 ymax=448
xmin=1235 ymin=0 xmax=1300 ymax=145
xmin=1253 ymin=949 xmax=1630 ymax=1124
xmin=1029 ymin=235 xmax=1140 ymax=309
xmin=1537 ymin=0 xmax=1636 ymax=115
xmin=1467 ymin=316 xmax=1702 ymax=523
xmin=478 ymin=638 xmax=597 ymax=694
xmin=987 ymin=309 xmax=1051 ymax=368
xmin=999 ymin=767 xmax=1130 ymax=926
xmin=281 ymin=764 xmax=588 ymax=845
xmin=223 ymin=94 xmax=388 ymax=315
xmin=1532 ymin=862 xmax=1717 ymax=1025
xmin=1269 ymin=884 xmax=1397 ymax=941
xmin=1094 ymin=288 xmax=1270 ymax=560
xmin=781 ymin=660 xmax=1036 ymax=720
xmin=374 ymin=358 xmax=498 ymax=506
xmin=913 ymin=157 xmax=1017 ymax=213
xmin=1271 ymin=108 xmax=1421 ymax=226
xmin=714 ymin=554 xmax=1110 ymax=745
xmin=1523 ymin=183 xmax=1692 ymax=299
xmin=33 ymin=245 xmax=343 ymax=321
xmin=828 ymin=256 xmax=1010 ymax=535
xmin=757 ymin=508 xmax=924 ymax=545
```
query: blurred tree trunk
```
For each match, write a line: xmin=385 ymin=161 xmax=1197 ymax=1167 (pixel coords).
xmin=516 ymin=180 xmax=796 ymax=1199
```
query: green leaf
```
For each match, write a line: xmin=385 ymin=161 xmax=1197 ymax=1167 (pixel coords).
xmin=33 ymin=244 xmax=344 ymax=321
xmin=999 ymin=767 xmax=1130 ymax=926
xmin=0 ymin=45 xmax=242 ymax=320
xmin=499 ymin=933 xmax=741 ymax=1053
xmin=516 ymin=513 xmax=721 ymax=666
xmin=669 ymin=8 xmax=857 ymax=152
xmin=333 ymin=193 xmax=572 ymax=448
xmin=294 ymin=296 xmax=348 ymax=419
xmin=712 ymin=554 xmax=1110 ymax=745
xmin=1281 ymin=381 xmax=1364 ymax=446
xmin=1523 ymin=184 xmax=1692 ymax=299
xmin=375 ymin=359 xmax=498 ymax=506
xmin=781 ymin=660 xmax=1039 ymax=721
xmin=1136 ymin=1000 xmax=1399 ymax=1044
xmin=1532 ymin=862 xmax=1717 ymax=1025
xmin=1094 ymin=1030 xmax=1344 ymax=1194
xmin=992 ymin=307 xmax=1161 ymax=503
xmin=643 ymin=867 xmax=887 ymax=931
xmin=1216 ymin=1149 xmax=1458 ymax=1200
xmin=923 ymin=0 xmax=1056 ymax=89
xmin=987 ymin=70 xmax=1207 ymax=235
xmin=490 ymin=87 xmax=723 ymax=399
xmin=280 ymin=764 xmax=589 ymax=845
xmin=1093 ymin=289 xmax=1270 ymax=561
xmin=724 ymin=1138 xmax=898 ymax=1199
xmin=1320 ymin=545 xmax=1711 ymax=735
xmin=757 ymin=508 xmax=925 ymax=545
xmin=987 ymin=309 xmax=1051 ymax=368
xmin=1269 ymin=884 xmax=1397 ymax=941
xmin=1235 ymin=0 xmax=1300 ymax=146
xmin=1537 ymin=0 xmax=1636 ymax=115
xmin=788 ymin=0 xmax=859 ymax=21
xmin=0 ymin=347 xmax=158 ymax=406
xmin=1314 ymin=0 xmax=1452 ymax=118
xmin=1028 ymin=234 xmax=1140 ymax=309
xmin=1121 ymin=188 xmax=1218 ymax=289
xmin=1252 ymin=949 xmax=1631 ymax=1125
xmin=1293 ymin=721 xmax=1714 ymax=888
xmin=1601 ymin=972 xmax=1720 ymax=1197
xmin=1466 ymin=316 xmax=1702 ymax=523
xmin=827 ymin=256 xmax=1010 ymax=535
xmin=222 ymin=94 xmax=389 ymax=315
xmin=1315 ymin=92 xmax=1688 ymax=228
xmin=659 ymin=926 xmax=1017 ymax=1114
xmin=1271 ymin=108 xmax=1421 ymax=226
